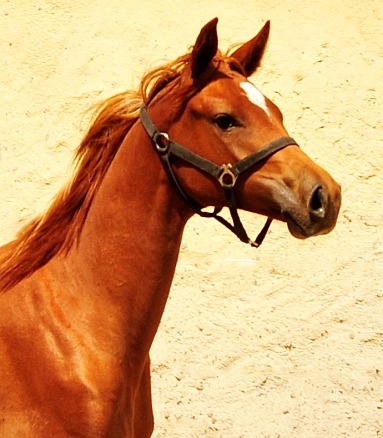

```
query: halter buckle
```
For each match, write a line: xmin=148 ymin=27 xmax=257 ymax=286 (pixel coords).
xmin=218 ymin=164 xmax=238 ymax=189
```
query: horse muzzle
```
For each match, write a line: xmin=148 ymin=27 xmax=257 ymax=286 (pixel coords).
xmin=285 ymin=181 xmax=342 ymax=239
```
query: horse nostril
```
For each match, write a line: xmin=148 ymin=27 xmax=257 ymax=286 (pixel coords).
xmin=309 ymin=186 xmax=327 ymax=219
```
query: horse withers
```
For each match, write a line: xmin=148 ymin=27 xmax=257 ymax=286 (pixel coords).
xmin=0 ymin=18 xmax=341 ymax=438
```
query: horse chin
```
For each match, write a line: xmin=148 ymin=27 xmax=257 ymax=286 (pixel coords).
xmin=286 ymin=213 xmax=335 ymax=239
xmin=287 ymin=220 xmax=311 ymax=239
xmin=283 ymin=208 xmax=315 ymax=239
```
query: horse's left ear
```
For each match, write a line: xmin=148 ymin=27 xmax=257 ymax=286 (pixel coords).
xmin=231 ymin=21 xmax=270 ymax=77
xmin=190 ymin=18 xmax=219 ymax=79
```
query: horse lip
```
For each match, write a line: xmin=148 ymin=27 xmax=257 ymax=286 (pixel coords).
xmin=271 ymin=189 xmax=313 ymax=238
xmin=285 ymin=212 xmax=312 ymax=239
xmin=284 ymin=208 xmax=336 ymax=239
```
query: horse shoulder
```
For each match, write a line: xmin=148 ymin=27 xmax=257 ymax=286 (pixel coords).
xmin=0 ymin=264 xmax=143 ymax=437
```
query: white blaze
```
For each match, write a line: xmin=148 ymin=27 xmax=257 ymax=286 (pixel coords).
xmin=240 ymin=81 xmax=270 ymax=116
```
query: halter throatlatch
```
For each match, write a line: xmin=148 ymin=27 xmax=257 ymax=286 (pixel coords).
xmin=140 ymin=104 xmax=299 ymax=247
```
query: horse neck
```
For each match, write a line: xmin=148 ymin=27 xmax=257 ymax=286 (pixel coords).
xmin=63 ymin=118 xmax=191 ymax=353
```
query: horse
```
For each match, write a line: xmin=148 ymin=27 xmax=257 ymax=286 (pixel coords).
xmin=0 ymin=18 xmax=341 ymax=438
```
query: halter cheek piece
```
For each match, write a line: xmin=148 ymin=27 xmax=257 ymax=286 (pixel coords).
xmin=140 ymin=104 xmax=299 ymax=247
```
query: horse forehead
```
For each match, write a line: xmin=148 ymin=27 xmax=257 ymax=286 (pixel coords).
xmin=239 ymin=81 xmax=270 ymax=116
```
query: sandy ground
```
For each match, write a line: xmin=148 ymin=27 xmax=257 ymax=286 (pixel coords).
xmin=0 ymin=1 xmax=382 ymax=437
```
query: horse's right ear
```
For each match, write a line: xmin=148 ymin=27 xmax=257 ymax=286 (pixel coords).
xmin=231 ymin=21 xmax=270 ymax=77
xmin=189 ymin=18 xmax=219 ymax=79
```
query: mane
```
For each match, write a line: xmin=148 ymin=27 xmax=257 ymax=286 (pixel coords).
xmin=0 ymin=50 xmax=206 ymax=292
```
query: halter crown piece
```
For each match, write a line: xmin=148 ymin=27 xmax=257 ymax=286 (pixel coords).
xmin=140 ymin=104 xmax=299 ymax=247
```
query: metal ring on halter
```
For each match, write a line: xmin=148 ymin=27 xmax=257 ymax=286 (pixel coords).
xmin=218 ymin=164 xmax=238 ymax=189
xmin=153 ymin=132 xmax=170 ymax=154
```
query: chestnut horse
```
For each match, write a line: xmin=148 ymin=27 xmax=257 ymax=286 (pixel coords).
xmin=0 ymin=19 xmax=341 ymax=438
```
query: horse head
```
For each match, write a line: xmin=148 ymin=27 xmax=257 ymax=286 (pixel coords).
xmin=142 ymin=18 xmax=341 ymax=242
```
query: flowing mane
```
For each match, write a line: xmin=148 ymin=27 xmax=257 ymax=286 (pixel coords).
xmin=0 ymin=52 xmax=199 ymax=291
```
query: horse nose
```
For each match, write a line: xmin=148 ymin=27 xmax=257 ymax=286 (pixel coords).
xmin=308 ymin=185 xmax=328 ymax=220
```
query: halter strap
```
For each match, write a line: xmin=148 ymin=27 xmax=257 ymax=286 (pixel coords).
xmin=140 ymin=104 xmax=299 ymax=247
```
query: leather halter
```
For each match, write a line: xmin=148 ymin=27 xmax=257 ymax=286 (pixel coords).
xmin=140 ymin=104 xmax=299 ymax=247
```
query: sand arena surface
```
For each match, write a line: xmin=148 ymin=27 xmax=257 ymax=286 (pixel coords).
xmin=0 ymin=1 xmax=382 ymax=436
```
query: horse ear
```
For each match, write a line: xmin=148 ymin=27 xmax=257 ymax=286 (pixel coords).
xmin=190 ymin=18 xmax=219 ymax=79
xmin=231 ymin=21 xmax=270 ymax=77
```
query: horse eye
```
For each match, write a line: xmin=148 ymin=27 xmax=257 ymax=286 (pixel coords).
xmin=213 ymin=114 xmax=238 ymax=131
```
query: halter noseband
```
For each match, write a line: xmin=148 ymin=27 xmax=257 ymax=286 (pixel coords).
xmin=140 ymin=104 xmax=299 ymax=247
